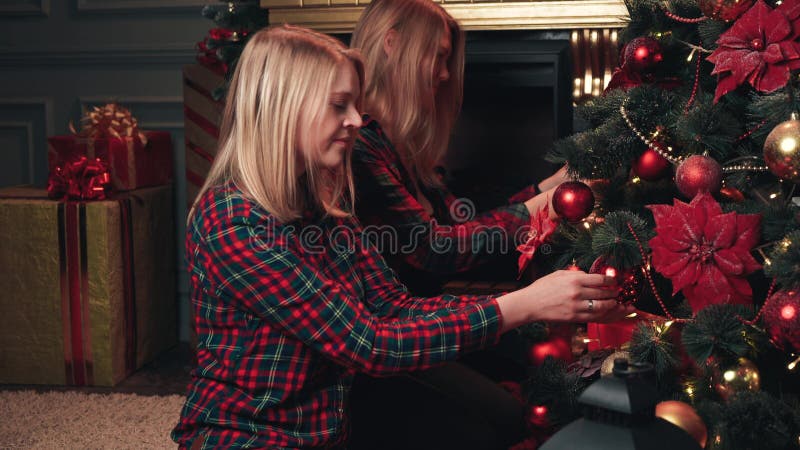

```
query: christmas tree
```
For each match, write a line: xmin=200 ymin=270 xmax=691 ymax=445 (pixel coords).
xmin=196 ymin=1 xmax=267 ymax=98
xmin=517 ymin=0 xmax=800 ymax=448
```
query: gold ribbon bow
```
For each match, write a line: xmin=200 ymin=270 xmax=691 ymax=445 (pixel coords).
xmin=70 ymin=103 xmax=148 ymax=146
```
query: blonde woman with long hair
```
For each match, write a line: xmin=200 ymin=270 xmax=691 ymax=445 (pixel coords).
xmin=172 ymin=24 xmax=630 ymax=449
xmin=348 ymin=1 xmax=577 ymax=448
xmin=350 ymin=0 xmax=569 ymax=296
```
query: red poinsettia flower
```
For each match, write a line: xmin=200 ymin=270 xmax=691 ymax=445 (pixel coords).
xmin=708 ymin=0 xmax=800 ymax=102
xmin=517 ymin=204 xmax=557 ymax=278
xmin=647 ymin=194 xmax=761 ymax=313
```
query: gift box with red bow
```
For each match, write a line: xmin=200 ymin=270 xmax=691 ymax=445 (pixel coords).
xmin=47 ymin=103 xmax=173 ymax=192
xmin=0 ymin=185 xmax=176 ymax=386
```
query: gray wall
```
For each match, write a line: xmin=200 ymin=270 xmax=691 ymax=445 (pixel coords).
xmin=0 ymin=0 xmax=212 ymax=342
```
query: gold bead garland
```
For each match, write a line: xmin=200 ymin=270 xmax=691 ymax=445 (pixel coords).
xmin=619 ymin=98 xmax=683 ymax=165
xmin=620 ymin=97 xmax=769 ymax=174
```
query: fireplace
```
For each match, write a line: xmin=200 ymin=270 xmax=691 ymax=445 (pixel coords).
xmin=445 ymin=30 xmax=572 ymax=209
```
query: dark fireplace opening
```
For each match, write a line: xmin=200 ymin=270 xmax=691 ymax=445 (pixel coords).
xmin=445 ymin=30 xmax=573 ymax=212
xmin=336 ymin=30 xmax=574 ymax=285
xmin=443 ymin=30 xmax=574 ymax=284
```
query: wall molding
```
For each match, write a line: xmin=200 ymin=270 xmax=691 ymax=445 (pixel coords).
xmin=0 ymin=122 xmax=36 ymax=184
xmin=0 ymin=0 xmax=49 ymax=16
xmin=78 ymin=96 xmax=185 ymax=130
xmin=0 ymin=98 xmax=55 ymax=136
xmin=0 ymin=98 xmax=54 ymax=185
xmin=76 ymin=0 xmax=207 ymax=12
xmin=0 ymin=43 xmax=196 ymax=67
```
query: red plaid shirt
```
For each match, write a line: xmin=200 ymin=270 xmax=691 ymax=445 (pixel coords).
xmin=171 ymin=183 xmax=503 ymax=449
xmin=352 ymin=116 xmax=536 ymax=284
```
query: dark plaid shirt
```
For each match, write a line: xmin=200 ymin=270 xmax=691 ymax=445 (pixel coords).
xmin=352 ymin=116 xmax=536 ymax=293
xmin=171 ymin=183 xmax=503 ymax=449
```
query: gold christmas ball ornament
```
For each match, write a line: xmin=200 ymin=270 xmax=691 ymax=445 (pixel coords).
xmin=600 ymin=350 xmax=630 ymax=376
xmin=763 ymin=115 xmax=800 ymax=183
xmin=655 ymin=400 xmax=708 ymax=448
xmin=711 ymin=357 xmax=761 ymax=401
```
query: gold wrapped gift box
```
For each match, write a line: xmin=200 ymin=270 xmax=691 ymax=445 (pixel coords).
xmin=0 ymin=185 xmax=176 ymax=386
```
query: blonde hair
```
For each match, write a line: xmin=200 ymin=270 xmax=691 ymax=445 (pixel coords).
xmin=351 ymin=0 xmax=464 ymax=188
xmin=189 ymin=25 xmax=365 ymax=223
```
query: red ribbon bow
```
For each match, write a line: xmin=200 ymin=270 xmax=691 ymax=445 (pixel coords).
xmin=47 ymin=156 xmax=111 ymax=201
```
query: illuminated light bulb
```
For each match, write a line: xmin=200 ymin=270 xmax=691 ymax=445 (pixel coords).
xmin=684 ymin=384 xmax=695 ymax=400
xmin=781 ymin=305 xmax=797 ymax=320
xmin=723 ymin=370 xmax=736 ymax=382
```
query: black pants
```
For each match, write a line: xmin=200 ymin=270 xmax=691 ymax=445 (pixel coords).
xmin=348 ymin=361 xmax=526 ymax=450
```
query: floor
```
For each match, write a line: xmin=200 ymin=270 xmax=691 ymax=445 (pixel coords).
xmin=0 ymin=344 xmax=194 ymax=396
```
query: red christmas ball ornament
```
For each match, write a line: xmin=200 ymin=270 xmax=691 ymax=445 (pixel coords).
xmin=622 ymin=37 xmax=664 ymax=74
xmin=529 ymin=338 xmax=572 ymax=366
xmin=589 ymin=256 xmax=642 ymax=305
xmin=720 ymin=185 xmax=745 ymax=202
xmin=675 ymin=154 xmax=723 ymax=198
xmin=697 ymin=0 xmax=755 ymax=22
xmin=552 ymin=181 xmax=595 ymax=222
xmin=762 ymin=289 xmax=800 ymax=353
xmin=633 ymin=148 xmax=672 ymax=181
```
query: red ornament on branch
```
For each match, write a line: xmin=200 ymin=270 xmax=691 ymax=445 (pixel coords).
xmin=675 ymin=155 xmax=723 ymax=198
xmin=552 ymin=181 xmax=595 ymax=222
xmin=622 ymin=37 xmax=664 ymax=74
xmin=720 ymin=186 xmax=746 ymax=202
xmin=762 ymin=289 xmax=800 ymax=352
xmin=697 ymin=0 xmax=755 ymax=22
xmin=604 ymin=37 xmax=681 ymax=93
xmin=633 ymin=148 xmax=673 ymax=181
xmin=589 ymin=256 xmax=643 ymax=305
xmin=647 ymin=194 xmax=761 ymax=313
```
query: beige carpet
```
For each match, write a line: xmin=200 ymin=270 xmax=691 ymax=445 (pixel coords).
xmin=0 ymin=390 xmax=184 ymax=449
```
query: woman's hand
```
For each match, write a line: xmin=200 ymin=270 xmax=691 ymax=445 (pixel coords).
xmin=523 ymin=188 xmax=558 ymax=220
xmin=537 ymin=165 xmax=570 ymax=193
xmin=496 ymin=270 xmax=635 ymax=333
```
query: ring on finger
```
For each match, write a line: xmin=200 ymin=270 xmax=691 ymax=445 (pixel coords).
xmin=588 ymin=299 xmax=594 ymax=312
